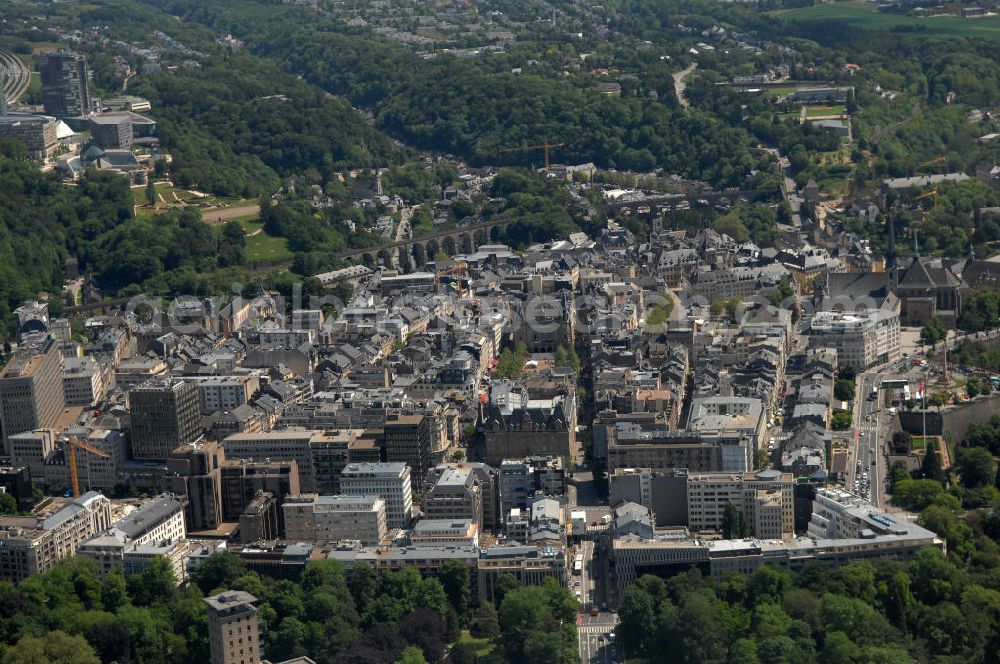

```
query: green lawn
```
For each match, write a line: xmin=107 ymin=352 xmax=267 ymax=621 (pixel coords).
xmin=911 ymin=436 xmax=940 ymax=452
xmin=132 ymin=183 xmax=204 ymax=206
xmin=767 ymin=86 xmax=800 ymax=97
xmin=775 ymin=1 xmax=1000 ymax=39
xmin=806 ymin=105 xmax=848 ymax=117
xmin=242 ymin=219 xmax=294 ymax=264
xmin=133 ymin=183 xmax=244 ymax=213
xmin=457 ymin=631 xmax=495 ymax=658
xmin=235 ymin=215 xmax=263 ymax=230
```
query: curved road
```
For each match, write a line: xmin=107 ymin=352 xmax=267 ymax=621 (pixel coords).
xmin=0 ymin=49 xmax=30 ymax=107
xmin=673 ymin=63 xmax=697 ymax=110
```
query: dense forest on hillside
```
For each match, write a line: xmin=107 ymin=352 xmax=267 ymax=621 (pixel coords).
xmin=127 ymin=56 xmax=402 ymax=197
xmin=0 ymin=141 xmax=132 ymax=339
xmin=0 ymin=141 xmax=314 ymax=332
xmin=602 ymin=0 xmax=1000 ymax=175
xmin=136 ymin=0 xmax=764 ymax=186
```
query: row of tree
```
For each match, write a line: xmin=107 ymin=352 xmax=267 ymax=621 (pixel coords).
xmin=618 ymin=546 xmax=1000 ymax=664
xmin=0 ymin=550 xmax=578 ymax=664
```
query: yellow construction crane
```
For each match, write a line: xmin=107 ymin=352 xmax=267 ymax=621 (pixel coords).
xmin=61 ymin=436 xmax=110 ymax=498
xmin=914 ymin=187 xmax=940 ymax=209
xmin=436 ymin=261 xmax=469 ymax=297
xmin=499 ymin=140 xmax=565 ymax=170
xmin=916 ymin=155 xmax=946 ymax=172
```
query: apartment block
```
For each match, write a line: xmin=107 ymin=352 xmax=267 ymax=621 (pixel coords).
xmin=283 ymin=494 xmax=387 ymax=545
xmin=340 ymin=462 xmax=412 ymax=530
xmin=78 ymin=493 xmax=186 ymax=574
xmin=0 ymin=492 xmax=112 ymax=581
xmin=686 ymin=469 xmax=794 ymax=539
xmin=62 ymin=356 xmax=107 ymax=406
xmin=196 ymin=375 xmax=260 ymax=415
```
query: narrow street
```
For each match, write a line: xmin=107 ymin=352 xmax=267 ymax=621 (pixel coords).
xmin=673 ymin=63 xmax=697 ymax=110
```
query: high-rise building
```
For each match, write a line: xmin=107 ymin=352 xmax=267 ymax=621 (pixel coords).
xmin=0 ymin=466 xmax=32 ymax=511
xmin=9 ymin=429 xmax=56 ymax=482
xmin=219 ymin=459 xmax=300 ymax=530
xmin=205 ymin=591 xmax=260 ymax=664
xmin=340 ymin=462 xmax=412 ymax=530
xmin=88 ymin=114 xmax=132 ymax=149
xmin=39 ymin=51 xmax=91 ymax=118
xmin=167 ymin=442 xmax=225 ymax=531
xmin=0 ymin=335 xmax=64 ymax=457
xmin=384 ymin=414 xmax=431 ymax=478
xmin=62 ymin=356 xmax=107 ymax=406
xmin=309 ymin=428 xmax=362 ymax=494
xmin=238 ymin=492 xmax=279 ymax=543
xmin=129 ymin=380 xmax=201 ymax=459
xmin=608 ymin=467 xmax=689 ymax=527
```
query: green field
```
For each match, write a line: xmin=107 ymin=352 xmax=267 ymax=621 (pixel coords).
xmin=133 ymin=183 xmax=243 ymax=214
xmin=234 ymin=214 xmax=262 ymax=229
xmin=241 ymin=219 xmax=294 ymax=264
xmin=768 ymin=86 xmax=799 ymax=98
xmin=911 ymin=436 xmax=940 ymax=452
xmin=776 ymin=1 xmax=1000 ymax=39
xmin=806 ymin=105 xmax=848 ymax=117
xmin=457 ymin=631 xmax=495 ymax=658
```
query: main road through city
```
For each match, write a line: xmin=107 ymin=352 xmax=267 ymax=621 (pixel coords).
xmin=851 ymin=372 xmax=896 ymax=507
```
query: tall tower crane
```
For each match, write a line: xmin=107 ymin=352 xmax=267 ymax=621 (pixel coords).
xmin=60 ymin=436 xmax=110 ymax=498
xmin=915 ymin=155 xmax=946 ymax=173
xmin=914 ymin=187 xmax=939 ymax=209
xmin=436 ymin=261 xmax=469 ymax=297
xmin=499 ymin=139 xmax=565 ymax=170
